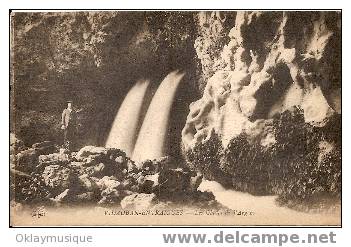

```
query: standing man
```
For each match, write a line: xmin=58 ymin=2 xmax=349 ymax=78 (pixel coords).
xmin=61 ymin=100 xmax=77 ymax=151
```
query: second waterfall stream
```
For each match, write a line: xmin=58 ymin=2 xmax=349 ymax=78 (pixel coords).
xmin=105 ymin=70 xmax=185 ymax=166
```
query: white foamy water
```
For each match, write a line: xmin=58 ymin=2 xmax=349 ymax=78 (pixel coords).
xmin=132 ymin=70 xmax=185 ymax=164
xmin=105 ymin=79 xmax=150 ymax=156
xmin=199 ymin=180 xmax=340 ymax=225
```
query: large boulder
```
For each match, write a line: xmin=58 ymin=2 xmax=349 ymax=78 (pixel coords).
xmin=74 ymin=146 xmax=129 ymax=179
xmin=78 ymin=174 xmax=99 ymax=192
xmin=139 ymin=156 xmax=176 ymax=174
xmin=32 ymin=141 xmax=56 ymax=155
xmin=76 ymin=146 xmax=112 ymax=161
xmin=96 ymin=176 xmax=121 ymax=190
xmin=79 ymin=162 xmax=123 ymax=179
xmin=158 ymin=168 xmax=192 ymax=194
xmin=75 ymin=146 xmax=108 ymax=165
xmin=42 ymin=165 xmax=79 ymax=194
xmin=38 ymin=153 xmax=70 ymax=169
xmin=98 ymin=188 xmax=132 ymax=205
xmin=15 ymin=148 xmax=39 ymax=172
xmin=13 ymin=139 xmax=60 ymax=172
xmin=137 ymin=173 xmax=159 ymax=194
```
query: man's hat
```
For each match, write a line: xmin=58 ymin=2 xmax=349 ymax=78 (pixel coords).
xmin=66 ymin=100 xmax=73 ymax=103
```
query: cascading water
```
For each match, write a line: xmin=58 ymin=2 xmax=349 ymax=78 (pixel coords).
xmin=105 ymin=79 xmax=150 ymax=156
xmin=132 ymin=70 xmax=185 ymax=164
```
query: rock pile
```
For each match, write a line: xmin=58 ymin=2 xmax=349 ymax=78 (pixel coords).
xmin=10 ymin=139 xmax=219 ymax=210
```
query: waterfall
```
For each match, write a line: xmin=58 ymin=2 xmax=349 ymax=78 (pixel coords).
xmin=132 ymin=70 xmax=185 ymax=164
xmin=105 ymin=79 xmax=150 ymax=156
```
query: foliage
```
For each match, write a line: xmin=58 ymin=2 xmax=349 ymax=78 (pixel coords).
xmin=185 ymin=132 xmax=231 ymax=186
xmin=10 ymin=171 xmax=51 ymax=204
xmin=186 ymin=107 xmax=341 ymax=208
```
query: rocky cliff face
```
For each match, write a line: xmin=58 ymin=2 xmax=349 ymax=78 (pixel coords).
xmin=183 ymin=11 xmax=341 ymax=207
xmin=11 ymin=12 xmax=198 ymax=149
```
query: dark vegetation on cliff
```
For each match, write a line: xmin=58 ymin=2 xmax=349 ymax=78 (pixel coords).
xmin=186 ymin=108 xmax=341 ymax=209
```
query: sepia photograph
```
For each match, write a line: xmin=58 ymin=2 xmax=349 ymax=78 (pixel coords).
xmin=9 ymin=10 xmax=341 ymax=226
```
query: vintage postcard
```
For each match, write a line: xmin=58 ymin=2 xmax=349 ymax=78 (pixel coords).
xmin=10 ymin=10 xmax=341 ymax=226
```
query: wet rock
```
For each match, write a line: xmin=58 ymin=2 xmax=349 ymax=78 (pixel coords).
xmin=84 ymin=154 xmax=105 ymax=166
xmin=92 ymin=163 xmax=106 ymax=176
xmin=300 ymin=87 xmax=335 ymax=127
xmin=139 ymin=156 xmax=177 ymax=175
xmin=78 ymin=174 xmax=99 ymax=192
xmin=139 ymin=160 xmax=162 ymax=175
xmin=98 ymin=188 xmax=132 ymax=205
xmin=115 ymin=156 xmax=124 ymax=164
xmin=10 ymin=133 xmax=25 ymax=155
xmin=189 ymin=173 xmax=203 ymax=192
xmin=73 ymin=146 xmax=129 ymax=180
xmin=79 ymin=162 xmax=114 ymax=178
xmin=32 ymin=141 xmax=56 ymax=155
xmin=120 ymin=177 xmax=137 ymax=190
xmin=76 ymin=146 xmax=108 ymax=161
xmin=106 ymin=148 xmax=127 ymax=162
xmin=15 ymin=148 xmax=39 ymax=172
xmin=120 ymin=193 xmax=157 ymax=210
xmin=38 ymin=153 xmax=70 ymax=169
xmin=51 ymin=189 xmax=71 ymax=203
xmin=126 ymin=159 xmax=137 ymax=173
xmin=68 ymin=161 xmax=89 ymax=177
xmin=158 ymin=168 xmax=192 ymax=195
xmin=190 ymin=191 xmax=216 ymax=207
xmin=194 ymin=12 xmax=232 ymax=82
xmin=69 ymin=161 xmax=86 ymax=170
xmin=137 ymin=173 xmax=159 ymax=194
xmin=75 ymin=147 xmax=109 ymax=167
xmin=96 ymin=176 xmax=121 ymax=190
xmin=42 ymin=165 xmax=79 ymax=194
xmin=50 ymin=188 xmax=98 ymax=205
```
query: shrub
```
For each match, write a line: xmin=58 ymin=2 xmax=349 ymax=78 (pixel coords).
xmin=185 ymin=132 xmax=232 ymax=186
xmin=186 ymin=107 xmax=341 ymax=209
